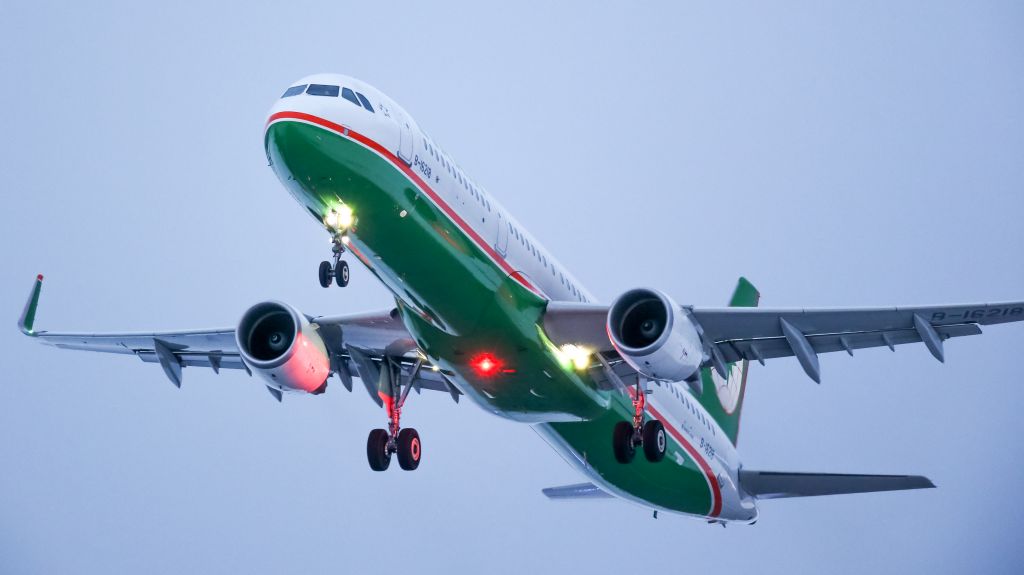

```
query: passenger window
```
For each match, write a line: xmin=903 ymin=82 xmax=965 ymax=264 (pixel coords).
xmin=341 ymin=87 xmax=361 ymax=106
xmin=307 ymin=84 xmax=340 ymax=97
xmin=355 ymin=92 xmax=375 ymax=112
xmin=282 ymin=85 xmax=307 ymax=98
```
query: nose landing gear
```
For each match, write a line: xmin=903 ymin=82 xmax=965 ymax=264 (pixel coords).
xmin=318 ymin=235 xmax=350 ymax=288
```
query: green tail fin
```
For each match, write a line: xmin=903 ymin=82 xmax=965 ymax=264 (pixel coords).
xmin=696 ymin=277 xmax=760 ymax=446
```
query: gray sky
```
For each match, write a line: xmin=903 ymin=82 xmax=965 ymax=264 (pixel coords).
xmin=2 ymin=1 xmax=1022 ymax=573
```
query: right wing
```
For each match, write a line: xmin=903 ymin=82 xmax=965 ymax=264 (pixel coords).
xmin=18 ymin=275 xmax=459 ymax=401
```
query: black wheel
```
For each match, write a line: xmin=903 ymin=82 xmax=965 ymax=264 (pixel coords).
xmin=613 ymin=421 xmax=636 ymax=464
xmin=335 ymin=260 xmax=350 ymax=288
xmin=367 ymin=429 xmax=391 ymax=471
xmin=397 ymin=428 xmax=421 ymax=470
xmin=642 ymin=419 xmax=667 ymax=462
xmin=318 ymin=261 xmax=333 ymax=288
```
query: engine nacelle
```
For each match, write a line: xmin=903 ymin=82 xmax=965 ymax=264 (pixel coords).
xmin=235 ymin=301 xmax=330 ymax=393
xmin=607 ymin=288 xmax=704 ymax=382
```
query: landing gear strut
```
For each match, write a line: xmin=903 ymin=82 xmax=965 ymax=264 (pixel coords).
xmin=367 ymin=356 xmax=423 ymax=471
xmin=612 ymin=379 xmax=666 ymax=464
xmin=319 ymin=235 xmax=350 ymax=288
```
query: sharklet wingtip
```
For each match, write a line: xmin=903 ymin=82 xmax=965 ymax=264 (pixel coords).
xmin=19 ymin=274 xmax=45 ymax=336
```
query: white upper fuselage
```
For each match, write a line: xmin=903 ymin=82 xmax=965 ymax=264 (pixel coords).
xmin=267 ymin=74 xmax=594 ymax=305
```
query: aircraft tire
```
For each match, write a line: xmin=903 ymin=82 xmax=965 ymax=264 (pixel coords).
xmin=642 ymin=419 xmax=666 ymax=462
xmin=613 ymin=421 xmax=636 ymax=463
xmin=335 ymin=260 xmax=350 ymax=288
xmin=367 ymin=428 xmax=391 ymax=471
xmin=397 ymin=428 xmax=421 ymax=470
xmin=318 ymin=261 xmax=333 ymax=288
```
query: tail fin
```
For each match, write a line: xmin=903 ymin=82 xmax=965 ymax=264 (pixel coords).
xmin=739 ymin=470 xmax=935 ymax=499
xmin=697 ymin=277 xmax=760 ymax=446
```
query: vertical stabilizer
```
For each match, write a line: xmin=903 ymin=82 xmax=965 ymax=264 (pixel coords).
xmin=696 ymin=277 xmax=760 ymax=445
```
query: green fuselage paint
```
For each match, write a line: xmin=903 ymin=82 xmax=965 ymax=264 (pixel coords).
xmin=264 ymin=80 xmax=750 ymax=521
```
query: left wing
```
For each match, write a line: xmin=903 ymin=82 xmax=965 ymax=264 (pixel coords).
xmin=544 ymin=298 xmax=1024 ymax=383
xmin=18 ymin=275 xmax=459 ymax=400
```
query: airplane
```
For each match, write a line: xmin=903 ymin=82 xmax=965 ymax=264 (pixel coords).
xmin=18 ymin=73 xmax=1024 ymax=524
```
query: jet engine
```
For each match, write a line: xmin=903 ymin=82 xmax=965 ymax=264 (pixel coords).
xmin=236 ymin=301 xmax=330 ymax=394
xmin=606 ymin=288 xmax=704 ymax=382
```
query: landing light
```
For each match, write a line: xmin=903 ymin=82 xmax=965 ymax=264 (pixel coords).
xmin=324 ymin=204 xmax=354 ymax=231
xmin=336 ymin=204 xmax=354 ymax=228
xmin=559 ymin=344 xmax=592 ymax=371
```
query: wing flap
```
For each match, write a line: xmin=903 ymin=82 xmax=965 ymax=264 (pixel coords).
xmin=542 ymin=295 xmax=1022 ymax=383
xmin=693 ymin=302 xmax=1024 ymax=342
xmin=719 ymin=323 xmax=982 ymax=364
xmin=740 ymin=470 xmax=935 ymax=499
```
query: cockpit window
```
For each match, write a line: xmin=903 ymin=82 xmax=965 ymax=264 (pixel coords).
xmin=341 ymin=87 xmax=361 ymax=107
xmin=355 ymin=92 xmax=375 ymax=113
xmin=306 ymin=84 xmax=340 ymax=97
xmin=281 ymin=85 xmax=307 ymax=98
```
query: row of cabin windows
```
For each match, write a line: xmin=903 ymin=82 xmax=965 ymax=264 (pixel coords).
xmin=508 ymin=220 xmax=586 ymax=302
xmin=665 ymin=382 xmax=716 ymax=436
xmin=422 ymin=137 xmax=491 ymax=213
xmin=421 ymin=137 xmax=586 ymax=303
xmin=281 ymin=84 xmax=375 ymax=113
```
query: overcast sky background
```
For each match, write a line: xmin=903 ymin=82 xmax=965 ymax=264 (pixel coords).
xmin=1 ymin=2 xmax=1022 ymax=573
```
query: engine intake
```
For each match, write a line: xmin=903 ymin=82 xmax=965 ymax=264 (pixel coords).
xmin=607 ymin=288 xmax=704 ymax=382
xmin=236 ymin=301 xmax=330 ymax=393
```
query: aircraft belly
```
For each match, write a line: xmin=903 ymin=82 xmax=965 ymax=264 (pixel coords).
xmin=267 ymin=119 xmax=608 ymax=421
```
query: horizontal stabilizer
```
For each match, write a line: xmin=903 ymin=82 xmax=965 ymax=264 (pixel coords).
xmin=740 ymin=470 xmax=935 ymax=499
xmin=541 ymin=482 xmax=613 ymax=500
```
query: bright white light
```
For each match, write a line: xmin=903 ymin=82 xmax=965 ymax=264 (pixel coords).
xmin=324 ymin=205 xmax=354 ymax=230
xmin=340 ymin=235 xmax=350 ymax=245
xmin=336 ymin=204 xmax=354 ymax=229
xmin=559 ymin=344 xmax=591 ymax=371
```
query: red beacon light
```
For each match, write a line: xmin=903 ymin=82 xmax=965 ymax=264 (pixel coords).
xmin=470 ymin=352 xmax=505 ymax=378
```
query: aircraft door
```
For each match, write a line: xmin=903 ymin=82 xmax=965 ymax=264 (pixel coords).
xmin=495 ymin=212 xmax=509 ymax=257
xmin=395 ymin=111 xmax=414 ymax=166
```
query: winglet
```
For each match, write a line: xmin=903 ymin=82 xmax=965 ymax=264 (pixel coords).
xmin=18 ymin=274 xmax=44 ymax=336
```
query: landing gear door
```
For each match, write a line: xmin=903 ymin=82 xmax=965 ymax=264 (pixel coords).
xmin=495 ymin=212 xmax=509 ymax=257
xmin=395 ymin=110 xmax=414 ymax=166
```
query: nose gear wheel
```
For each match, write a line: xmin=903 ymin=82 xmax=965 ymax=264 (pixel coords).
xmin=319 ymin=235 xmax=350 ymax=288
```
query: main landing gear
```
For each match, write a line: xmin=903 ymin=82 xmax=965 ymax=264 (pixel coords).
xmin=367 ymin=356 xmax=424 ymax=471
xmin=613 ymin=379 xmax=666 ymax=464
xmin=318 ymin=236 xmax=350 ymax=288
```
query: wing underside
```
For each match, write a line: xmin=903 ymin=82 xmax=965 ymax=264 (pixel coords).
xmin=544 ymin=298 xmax=1024 ymax=383
xmin=18 ymin=275 xmax=459 ymax=401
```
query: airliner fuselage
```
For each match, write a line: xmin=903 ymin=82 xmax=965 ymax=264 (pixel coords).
xmin=265 ymin=73 xmax=751 ymax=521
